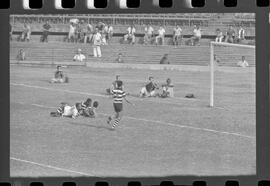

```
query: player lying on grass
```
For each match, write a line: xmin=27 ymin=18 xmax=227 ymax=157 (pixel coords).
xmin=50 ymin=102 xmax=82 ymax=119
xmin=159 ymin=78 xmax=174 ymax=98
xmin=80 ymin=98 xmax=99 ymax=118
xmin=140 ymin=76 xmax=159 ymax=97
xmin=50 ymin=65 xmax=69 ymax=83
xmin=107 ymin=80 xmax=133 ymax=130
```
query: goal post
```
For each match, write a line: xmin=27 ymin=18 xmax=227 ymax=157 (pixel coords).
xmin=209 ymin=41 xmax=255 ymax=107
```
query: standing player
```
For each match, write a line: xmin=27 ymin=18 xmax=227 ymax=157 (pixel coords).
xmin=106 ymin=75 xmax=122 ymax=95
xmin=107 ymin=80 xmax=127 ymax=130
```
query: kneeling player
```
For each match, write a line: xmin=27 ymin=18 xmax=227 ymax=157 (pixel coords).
xmin=107 ymin=80 xmax=126 ymax=130
xmin=50 ymin=102 xmax=81 ymax=119
xmin=159 ymin=78 xmax=174 ymax=98
xmin=50 ymin=65 xmax=69 ymax=83
xmin=140 ymin=76 xmax=159 ymax=97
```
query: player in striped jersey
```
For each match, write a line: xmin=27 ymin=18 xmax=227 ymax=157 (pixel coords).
xmin=107 ymin=80 xmax=126 ymax=130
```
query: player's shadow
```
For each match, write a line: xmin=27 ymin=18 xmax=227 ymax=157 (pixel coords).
xmin=67 ymin=121 xmax=112 ymax=131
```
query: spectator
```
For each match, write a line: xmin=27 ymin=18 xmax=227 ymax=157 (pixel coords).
xmin=124 ymin=25 xmax=136 ymax=45
xmin=225 ymin=25 xmax=235 ymax=43
xmin=115 ymin=53 xmax=124 ymax=63
xmin=68 ymin=22 xmax=76 ymax=42
xmin=215 ymin=28 xmax=224 ymax=43
xmin=41 ymin=20 xmax=51 ymax=42
xmin=16 ymin=49 xmax=26 ymax=61
xmin=21 ymin=23 xmax=31 ymax=42
xmin=93 ymin=28 xmax=102 ymax=58
xmin=101 ymin=24 xmax=108 ymax=45
xmin=237 ymin=56 xmax=249 ymax=67
xmin=237 ymin=26 xmax=246 ymax=41
xmin=155 ymin=26 xmax=166 ymax=45
xmin=75 ymin=21 xmax=83 ymax=43
xmin=107 ymin=24 xmax=114 ymax=44
xmin=190 ymin=25 xmax=201 ymax=46
xmin=173 ymin=25 xmax=183 ymax=46
xmin=160 ymin=54 xmax=170 ymax=64
xmin=84 ymin=22 xmax=94 ymax=44
xmin=144 ymin=24 xmax=154 ymax=45
xmin=80 ymin=20 xmax=88 ymax=43
xmin=73 ymin=48 xmax=86 ymax=62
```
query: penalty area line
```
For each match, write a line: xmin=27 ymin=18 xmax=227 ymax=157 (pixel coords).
xmin=14 ymin=102 xmax=255 ymax=140
xmin=10 ymin=157 xmax=93 ymax=176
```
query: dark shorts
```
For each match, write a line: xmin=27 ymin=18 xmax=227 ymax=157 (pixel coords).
xmin=113 ymin=103 xmax=123 ymax=113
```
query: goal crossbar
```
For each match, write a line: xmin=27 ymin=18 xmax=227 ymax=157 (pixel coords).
xmin=209 ymin=41 xmax=255 ymax=107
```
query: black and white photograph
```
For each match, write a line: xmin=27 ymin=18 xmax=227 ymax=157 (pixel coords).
xmin=10 ymin=13 xmax=256 ymax=177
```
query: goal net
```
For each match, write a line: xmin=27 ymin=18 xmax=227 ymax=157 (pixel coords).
xmin=209 ymin=41 xmax=255 ymax=107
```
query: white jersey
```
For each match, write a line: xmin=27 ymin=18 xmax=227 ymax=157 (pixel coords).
xmin=238 ymin=28 xmax=245 ymax=39
xmin=93 ymin=32 xmax=102 ymax=45
xmin=237 ymin=60 xmax=249 ymax=67
xmin=108 ymin=26 xmax=113 ymax=33
xmin=193 ymin=28 xmax=201 ymax=37
xmin=62 ymin=105 xmax=79 ymax=118
xmin=69 ymin=24 xmax=76 ymax=34
xmin=158 ymin=28 xmax=165 ymax=36
xmin=73 ymin=54 xmax=86 ymax=62
xmin=174 ymin=27 xmax=182 ymax=36
xmin=147 ymin=26 xmax=154 ymax=35
xmin=127 ymin=27 xmax=136 ymax=35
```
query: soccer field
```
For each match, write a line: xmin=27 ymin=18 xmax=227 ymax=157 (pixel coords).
xmin=10 ymin=64 xmax=256 ymax=177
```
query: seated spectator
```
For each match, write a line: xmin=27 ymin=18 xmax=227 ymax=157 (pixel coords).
xmin=237 ymin=56 xmax=249 ymax=67
xmin=115 ymin=53 xmax=124 ymax=63
xmin=173 ymin=25 xmax=183 ymax=46
xmin=155 ymin=26 xmax=166 ymax=45
xmin=225 ymin=25 xmax=235 ymax=43
xmin=144 ymin=24 xmax=154 ymax=45
xmin=140 ymin=76 xmax=159 ymax=97
xmin=159 ymin=78 xmax=174 ymax=98
xmin=190 ymin=25 xmax=201 ymax=46
xmin=124 ymin=25 xmax=136 ymax=45
xmin=41 ymin=21 xmax=51 ymax=42
xmin=160 ymin=54 xmax=170 ymax=64
xmin=73 ymin=48 xmax=86 ymax=62
xmin=215 ymin=28 xmax=224 ymax=43
xmin=21 ymin=23 xmax=31 ymax=42
xmin=16 ymin=49 xmax=26 ymax=61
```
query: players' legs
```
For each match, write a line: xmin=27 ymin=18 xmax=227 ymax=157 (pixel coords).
xmin=93 ymin=46 xmax=97 ymax=57
xmin=97 ymin=46 xmax=102 ymax=57
xmin=140 ymin=87 xmax=148 ymax=97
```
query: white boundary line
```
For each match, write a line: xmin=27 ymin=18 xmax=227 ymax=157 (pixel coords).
xmin=10 ymin=157 xmax=93 ymax=176
xmin=11 ymin=82 xmax=224 ymax=109
xmin=13 ymin=101 xmax=255 ymax=140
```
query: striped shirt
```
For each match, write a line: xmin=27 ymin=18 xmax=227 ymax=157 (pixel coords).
xmin=112 ymin=89 xmax=126 ymax=104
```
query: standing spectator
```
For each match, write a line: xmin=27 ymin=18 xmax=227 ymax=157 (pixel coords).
xmin=215 ymin=28 xmax=224 ymax=42
xmin=160 ymin=54 xmax=170 ymax=64
xmin=173 ymin=25 xmax=183 ymax=46
xmin=84 ymin=22 xmax=94 ymax=43
xmin=68 ymin=22 xmax=76 ymax=42
xmin=75 ymin=21 xmax=83 ymax=43
xmin=101 ymin=24 xmax=108 ymax=45
xmin=41 ymin=21 xmax=51 ymax=42
xmin=144 ymin=24 xmax=154 ymax=45
xmin=16 ymin=49 xmax=26 ymax=61
xmin=225 ymin=25 xmax=235 ymax=43
xmin=73 ymin=48 xmax=86 ymax=62
xmin=21 ymin=23 xmax=31 ymax=42
xmin=115 ymin=53 xmax=124 ymax=63
xmin=190 ymin=25 xmax=201 ymax=46
xmin=10 ymin=23 xmax=13 ymax=41
xmin=155 ymin=26 xmax=166 ymax=45
xmin=237 ymin=56 xmax=249 ymax=67
xmin=107 ymin=24 xmax=114 ymax=44
xmin=124 ymin=25 xmax=136 ymax=45
xmin=93 ymin=28 xmax=102 ymax=58
xmin=237 ymin=26 xmax=246 ymax=41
